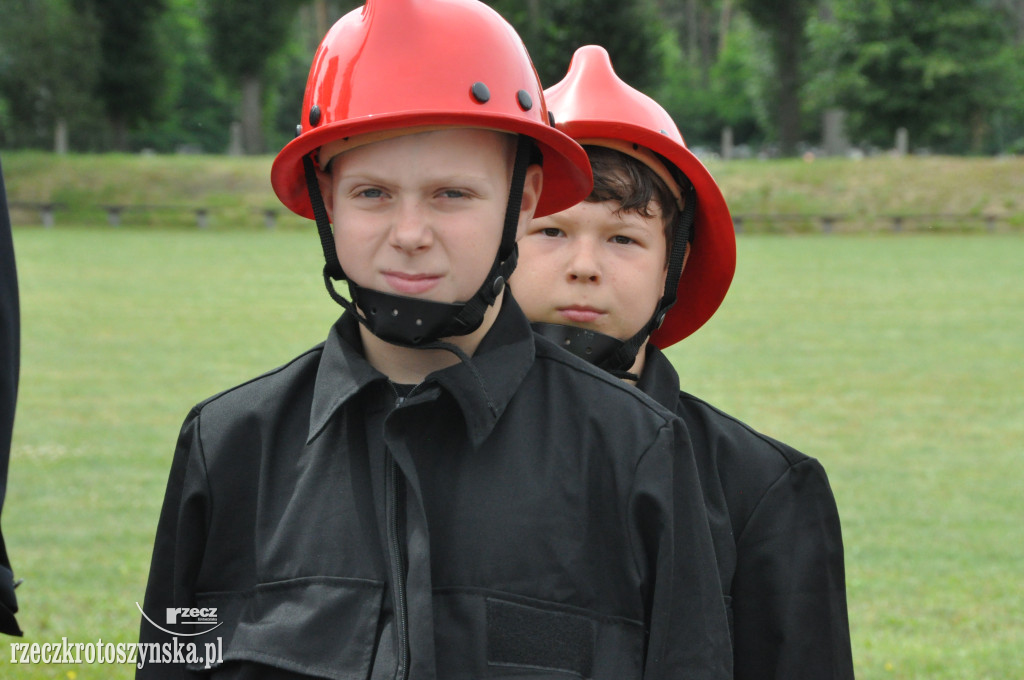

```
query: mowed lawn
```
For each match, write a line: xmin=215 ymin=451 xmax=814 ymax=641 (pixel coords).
xmin=5 ymin=227 xmax=1023 ymax=679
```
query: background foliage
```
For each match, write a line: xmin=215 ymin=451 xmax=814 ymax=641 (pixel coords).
xmin=1 ymin=0 xmax=1023 ymax=156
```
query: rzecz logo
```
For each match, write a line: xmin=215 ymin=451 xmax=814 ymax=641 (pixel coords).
xmin=166 ymin=607 xmax=218 ymax=626
xmin=136 ymin=603 xmax=223 ymax=637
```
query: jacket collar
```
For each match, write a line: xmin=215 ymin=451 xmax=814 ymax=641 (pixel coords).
xmin=635 ymin=345 xmax=682 ymax=412
xmin=308 ymin=295 xmax=536 ymax=448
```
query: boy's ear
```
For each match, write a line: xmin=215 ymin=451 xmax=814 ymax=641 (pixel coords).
xmin=669 ymin=242 xmax=692 ymax=272
xmin=315 ymin=166 xmax=335 ymax=222
xmin=516 ymin=165 xmax=544 ymax=238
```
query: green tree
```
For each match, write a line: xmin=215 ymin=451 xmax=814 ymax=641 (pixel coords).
xmin=0 ymin=0 xmax=101 ymax=150
xmin=486 ymin=0 xmax=665 ymax=91
xmin=80 ymin=0 xmax=169 ymax=150
xmin=265 ymin=1 xmax=363 ymax=155
xmin=133 ymin=0 xmax=235 ymax=153
xmin=812 ymin=0 xmax=1022 ymax=153
xmin=737 ymin=0 xmax=816 ymax=155
xmin=489 ymin=0 xmax=770 ymax=152
xmin=207 ymin=0 xmax=306 ymax=154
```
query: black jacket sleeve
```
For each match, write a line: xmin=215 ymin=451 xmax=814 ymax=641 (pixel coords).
xmin=731 ymin=457 xmax=854 ymax=680
xmin=635 ymin=419 xmax=732 ymax=680
xmin=0 ymin=155 xmax=22 ymax=636
xmin=137 ymin=409 xmax=210 ymax=679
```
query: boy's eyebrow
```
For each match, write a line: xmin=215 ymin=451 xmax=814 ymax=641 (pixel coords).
xmin=337 ymin=170 xmax=496 ymax=187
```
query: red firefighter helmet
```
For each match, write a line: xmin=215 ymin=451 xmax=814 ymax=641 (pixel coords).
xmin=544 ymin=45 xmax=736 ymax=347
xmin=271 ymin=0 xmax=592 ymax=220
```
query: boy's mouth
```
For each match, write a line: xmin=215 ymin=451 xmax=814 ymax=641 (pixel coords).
xmin=557 ymin=305 xmax=605 ymax=324
xmin=383 ymin=271 xmax=442 ymax=295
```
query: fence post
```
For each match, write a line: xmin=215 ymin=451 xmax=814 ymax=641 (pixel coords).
xmin=41 ymin=204 xmax=56 ymax=228
xmin=823 ymin=109 xmax=849 ymax=157
xmin=895 ymin=127 xmax=909 ymax=157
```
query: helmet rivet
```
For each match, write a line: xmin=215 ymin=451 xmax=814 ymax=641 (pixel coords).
xmin=492 ymin=276 xmax=505 ymax=297
xmin=309 ymin=105 xmax=321 ymax=126
xmin=660 ymin=129 xmax=668 ymax=135
xmin=516 ymin=90 xmax=533 ymax=111
xmin=655 ymin=310 xmax=667 ymax=328
xmin=548 ymin=111 xmax=556 ymax=127
xmin=295 ymin=124 xmax=303 ymax=138
xmin=470 ymin=81 xmax=491 ymax=103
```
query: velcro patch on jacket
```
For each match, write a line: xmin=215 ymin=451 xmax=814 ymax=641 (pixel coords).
xmin=486 ymin=597 xmax=596 ymax=677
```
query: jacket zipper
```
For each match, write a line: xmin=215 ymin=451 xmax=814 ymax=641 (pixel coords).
xmin=386 ymin=388 xmax=410 ymax=680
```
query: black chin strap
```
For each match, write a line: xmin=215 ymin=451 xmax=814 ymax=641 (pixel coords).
xmin=302 ymin=134 xmax=534 ymax=348
xmin=531 ymin=323 xmax=624 ymax=365
xmin=537 ymin=182 xmax=697 ymax=380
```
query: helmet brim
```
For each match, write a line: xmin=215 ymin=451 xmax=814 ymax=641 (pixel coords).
xmin=272 ymin=111 xmax=593 ymax=220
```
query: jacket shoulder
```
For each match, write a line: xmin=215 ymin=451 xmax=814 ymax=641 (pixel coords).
xmin=532 ymin=334 xmax=677 ymax=427
xmin=676 ymin=390 xmax=812 ymax=470
xmin=675 ymin=390 xmax=841 ymax=536
xmin=191 ymin=343 xmax=325 ymax=419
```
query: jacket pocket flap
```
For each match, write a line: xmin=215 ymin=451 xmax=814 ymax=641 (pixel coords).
xmin=190 ymin=576 xmax=384 ymax=678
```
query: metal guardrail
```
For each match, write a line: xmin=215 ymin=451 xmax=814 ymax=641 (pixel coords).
xmin=730 ymin=213 xmax=1009 ymax=233
xmin=8 ymin=201 xmax=1019 ymax=233
xmin=8 ymin=201 xmax=282 ymax=230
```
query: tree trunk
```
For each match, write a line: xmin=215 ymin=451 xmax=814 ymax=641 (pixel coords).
xmin=718 ymin=0 xmax=733 ymax=55
xmin=111 ymin=116 xmax=129 ymax=152
xmin=240 ymin=74 xmax=263 ymax=155
xmin=1016 ymin=0 xmax=1024 ymax=44
xmin=524 ymin=0 xmax=542 ymax=49
xmin=314 ymin=0 xmax=328 ymax=39
xmin=775 ymin=32 xmax=802 ymax=156
xmin=741 ymin=0 xmax=811 ymax=156
xmin=970 ymin=110 xmax=989 ymax=154
xmin=698 ymin=5 xmax=713 ymax=87
xmin=685 ymin=0 xmax=699 ymax=63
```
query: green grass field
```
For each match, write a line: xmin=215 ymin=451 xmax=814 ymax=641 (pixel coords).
xmin=4 ymin=227 xmax=1023 ymax=678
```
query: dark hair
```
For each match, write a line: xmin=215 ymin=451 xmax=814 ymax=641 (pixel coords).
xmin=583 ymin=145 xmax=684 ymax=248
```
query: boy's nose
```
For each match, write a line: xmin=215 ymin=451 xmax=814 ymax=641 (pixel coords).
xmin=567 ymin=242 xmax=601 ymax=283
xmin=388 ymin=202 xmax=434 ymax=253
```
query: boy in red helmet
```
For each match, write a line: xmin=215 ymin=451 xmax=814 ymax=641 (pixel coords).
xmin=511 ymin=46 xmax=854 ymax=679
xmin=138 ymin=3 xmax=731 ymax=679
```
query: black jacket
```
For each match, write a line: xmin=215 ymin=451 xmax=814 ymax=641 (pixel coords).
xmin=637 ymin=346 xmax=854 ymax=679
xmin=0 ymin=155 xmax=22 ymax=636
xmin=138 ymin=297 xmax=731 ymax=679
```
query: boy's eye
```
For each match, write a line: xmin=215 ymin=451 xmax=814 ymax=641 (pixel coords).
xmin=610 ymin=235 xmax=635 ymax=245
xmin=541 ymin=227 xmax=564 ymax=238
xmin=357 ymin=188 xmax=385 ymax=199
xmin=438 ymin=189 xmax=468 ymax=199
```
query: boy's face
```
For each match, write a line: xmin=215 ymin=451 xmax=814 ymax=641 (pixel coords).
xmin=512 ymin=199 xmax=668 ymax=342
xmin=320 ymin=128 xmax=541 ymax=306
